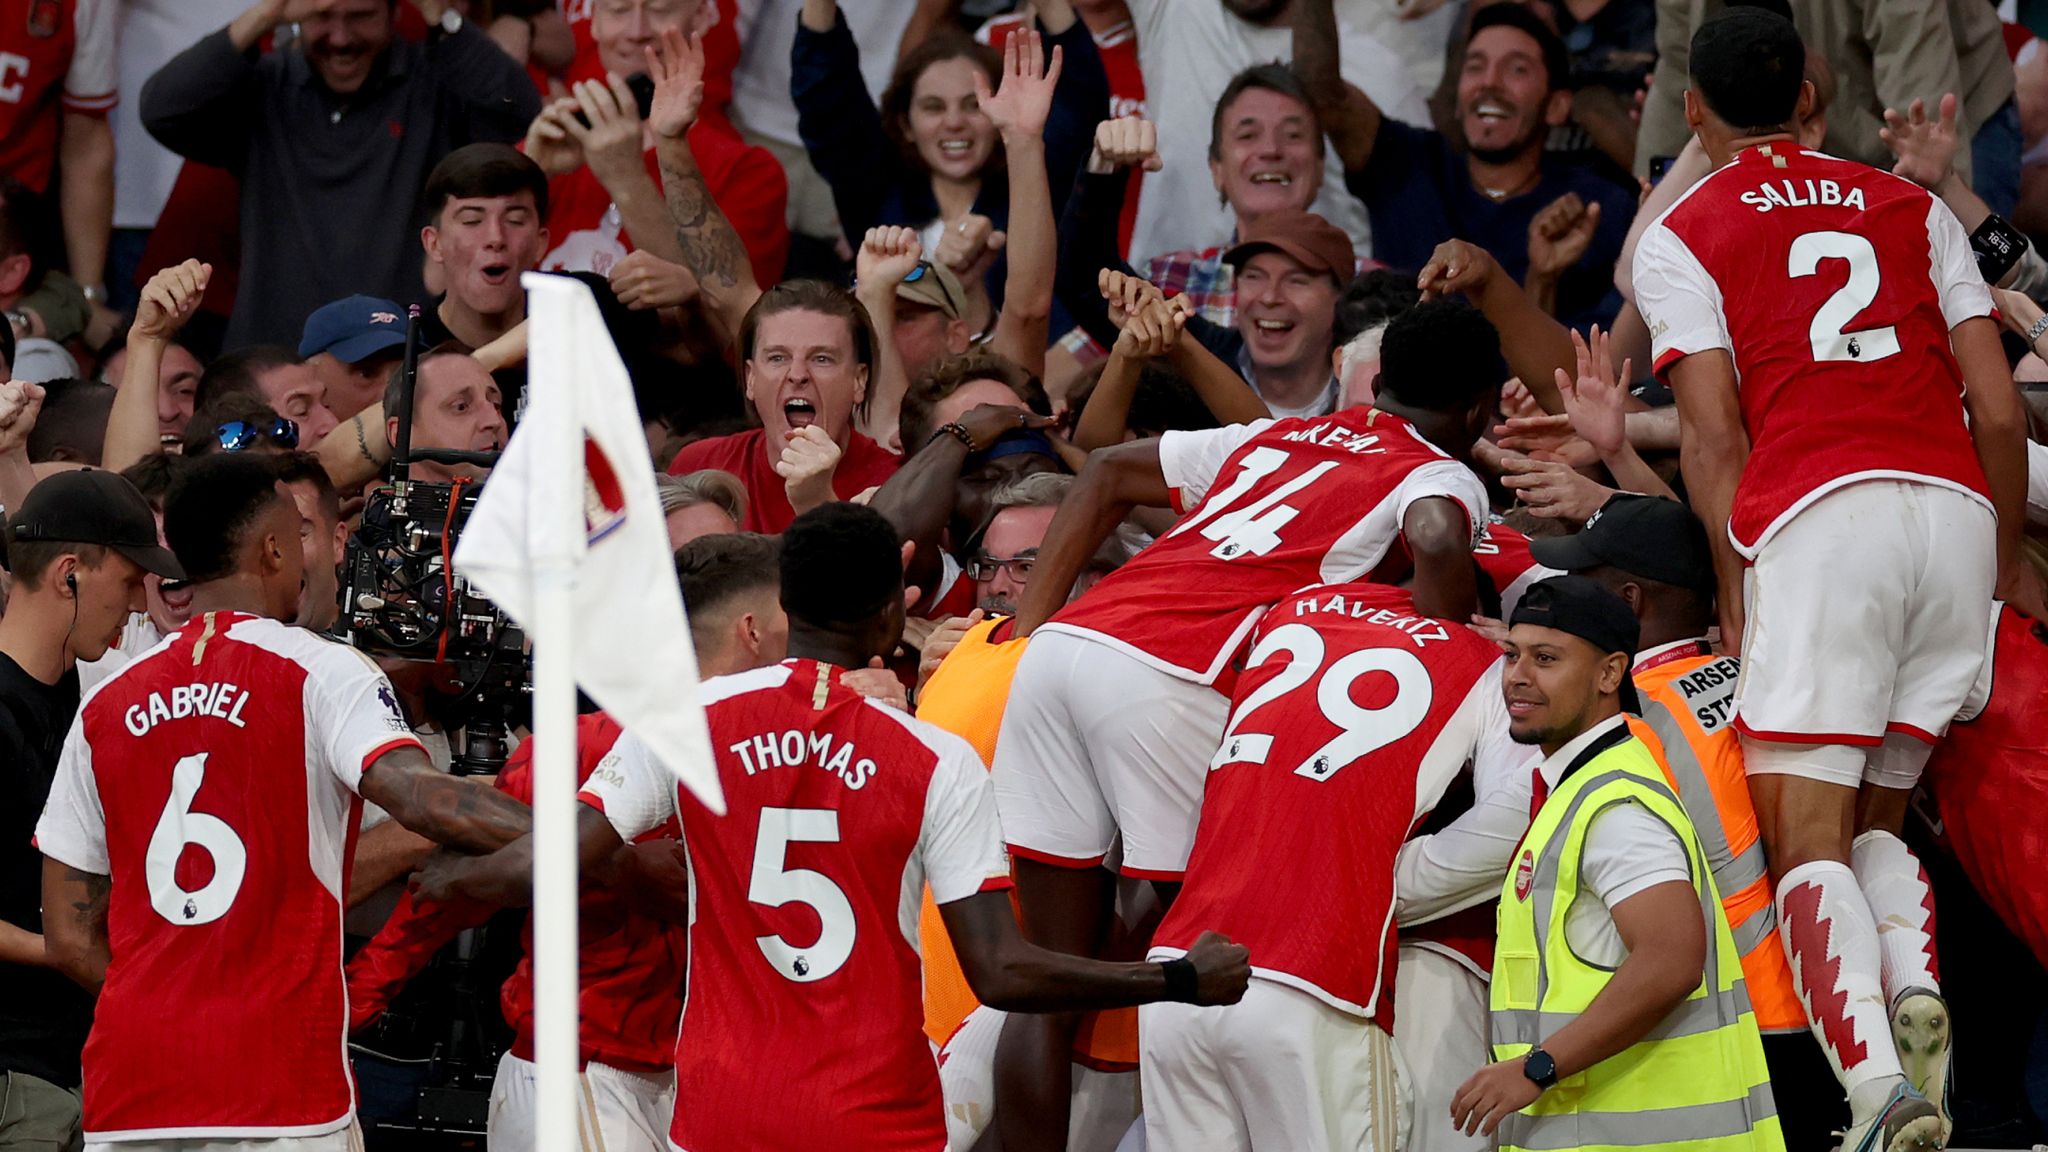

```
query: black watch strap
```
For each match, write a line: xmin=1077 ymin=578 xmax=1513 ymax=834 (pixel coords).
xmin=1160 ymin=957 xmax=1199 ymax=1003
xmin=1523 ymin=1047 xmax=1559 ymax=1089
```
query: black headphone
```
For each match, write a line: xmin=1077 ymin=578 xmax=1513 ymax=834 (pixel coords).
xmin=65 ymin=573 xmax=75 ymax=591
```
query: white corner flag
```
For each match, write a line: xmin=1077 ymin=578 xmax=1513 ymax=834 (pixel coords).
xmin=454 ymin=274 xmax=723 ymax=813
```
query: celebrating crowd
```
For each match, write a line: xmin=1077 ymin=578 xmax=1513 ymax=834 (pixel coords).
xmin=4 ymin=0 xmax=2048 ymax=1150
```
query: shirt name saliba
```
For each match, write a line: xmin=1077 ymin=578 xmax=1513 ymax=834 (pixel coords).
xmin=1738 ymin=179 xmax=1867 ymax=213
xmin=124 ymin=682 xmax=252 ymax=737
xmin=730 ymin=729 xmax=876 ymax=791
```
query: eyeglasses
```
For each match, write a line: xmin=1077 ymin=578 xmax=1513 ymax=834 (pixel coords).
xmin=967 ymin=553 xmax=1035 ymax=582
xmin=215 ymin=417 xmax=300 ymax=453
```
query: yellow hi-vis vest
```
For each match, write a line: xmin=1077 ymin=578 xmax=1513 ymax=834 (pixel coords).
xmin=1491 ymin=726 xmax=1785 ymax=1152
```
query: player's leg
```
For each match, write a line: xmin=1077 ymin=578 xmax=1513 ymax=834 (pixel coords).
xmin=1138 ymin=999 xmax=1251 ymax=1152
xmin=1394 ymin=943 xmax=1493 ymax=1152
xmin=941 ymin=1005 xmax=1004 ymax=1150
xmin=1218 ymin=979 xmax=1409 ymax=1152
xmin=1074 ymin=658 xmax=1230 ymax=897
xmin=1066 ymin=1066 xmax=1140 ymax=1152
xmin=581 ymin=1062 xmax=674 ymax=1152
xmin=486 ymin=1050 xmax=537 ymax=1152
xmin=993 ymin=860 xmax=1116 ymax=1152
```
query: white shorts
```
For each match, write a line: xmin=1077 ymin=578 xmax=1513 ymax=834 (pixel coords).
xmin=991 ymin=630 xmax=1230 ymax=879
xmin=938 ymin=1005 xmax=1139 ymax=1152
xmin=1139 ymin=977 xmax=1410 ymax=1152
xmin=89 ymin=1125 xmax=362 ymax=1152
xmin=1736 ymin=480 xmax=1995 ymax=764
xmin=486 ymin=1051 xmax=674 ymax=1152
xmin=1393 ymin=943 xmax=1494 ymax=1152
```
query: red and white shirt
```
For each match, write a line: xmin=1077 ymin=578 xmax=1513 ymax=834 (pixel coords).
xmin=0 ymin=0 xmax=116 ymax=193
xmin=1635 ymin=143 xmax=1994 ymax=557
xmin=35 ymin=612 xmax=421 ymax=1143
xmin=579 ymin=660 xmax=1012 ymax=1152
xmin=1151 ymin=584 xmax=1518 ymax=1029
xmin=1044 ymin=410 xmax=1489 ymax=687
xmin=1474 ymin=515 xmax=1559 ymax=621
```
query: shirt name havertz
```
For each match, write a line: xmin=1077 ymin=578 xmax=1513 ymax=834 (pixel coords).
xmin=1292 ymin=595 xmax=1453 ymax=646
xmin=730 ymin=729 xmax=876 ymax=791
xmin=1738 ymin=179 xmax=1867 ymax=214
xmin=1279 ymin=424 xmax=1387 ymax=454
xmin=124 ymin=682 xmax=252 ymax=737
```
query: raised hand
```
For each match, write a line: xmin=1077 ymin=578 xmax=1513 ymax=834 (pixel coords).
xmin=0 ymin=380 xmax=47 ymax=458
xmin=564 ymin=73 xmax=648 ymax=185
xmin=1527 ymin=192 xmax=1601 ymax=280
xmin=1554 ymin=326 xmax=1629 ymax=458
xmin=133 ymin=260 xmax=211 ymax=344
xmin=644 ymin=26 xmax=706 ymax=140
xmin=1882 ymin=94 xmax=1960 ymax=190
xmin=953 ymin=403 xmax=1057 ymax=452
xmin=1099 ymin=268 xmax=1166 ymax=330
xmin=1417 ymin=239 xmax=1499 ymax=300
xmin=524 ymin=98 xmax=587 ymax=176
xmin=857 ymin=226 xmax=926 ymax=291
xmin=1089 ymin=116 xmax=1162 ymax=173
xmin=917 ymin=610 xmax=983 ymax=689
xmin=975 ymin=27 xmax=1063 ymax=142
xmin=775 ymin=424 xmax=843 ymax=514
xmin=610 ymin=250 xmax=699 ymax=311
xmin=1113 ymin=295 xmax=1188 ymax=360
xmin=931 ymin=215 xmax=1006 ymax=279
xmin=1494 ymin=411 xmax=1601 ymax=471
xmin=1498 ymin=452 xmax=1617 ymax=523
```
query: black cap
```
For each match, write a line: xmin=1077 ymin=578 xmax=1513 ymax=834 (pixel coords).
xmin=9 ymin=470 xmax=186 ymax=580
xmin=1511 ymin=575 xmax=1640 ymax=661
xmin=1529 ymin=494 xmax=1715 ymax=593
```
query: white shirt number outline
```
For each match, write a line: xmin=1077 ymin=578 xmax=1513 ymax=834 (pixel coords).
xmin=749 ymin=806 xmax=856 ymax=983
xmin=144 ymin=753 xmax=249 ymax=926
xmin=1213 ymin=623 xmax=1435 ymax=781
xmin=1170 ymin=446 xmax=1339 ymax=560
xmin=1788 ymin=230 xmax=1901 ymax=364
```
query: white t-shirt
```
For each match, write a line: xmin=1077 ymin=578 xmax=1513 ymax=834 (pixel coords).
xmin=112 ymin=0 xmax=248 ymax=229
xmin=1122 ymin=0 xmax=1431 ymax=266
xmin=2027 ymin=437 xmax=2048 ymax=527
xmin=729 ymin=0 xmax=917 ymax=149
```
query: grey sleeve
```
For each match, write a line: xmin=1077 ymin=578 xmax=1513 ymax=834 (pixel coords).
xmin=427 ymin=23 xmax=543 ymax=142
xmin=139 ymin=26 xmax=262 ymax=169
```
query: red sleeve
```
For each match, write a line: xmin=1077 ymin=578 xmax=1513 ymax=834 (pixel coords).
xmin=344 ymin=888 xmax=493 ymax=1032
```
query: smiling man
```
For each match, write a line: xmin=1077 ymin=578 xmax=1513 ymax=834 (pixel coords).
xmin=665 ymin=280 xmax=901 ymax=534
xmin=1292 ymin=0 xmax=1632 ymax=328
xmin=141 ymin=0 xmax=541 ymax=347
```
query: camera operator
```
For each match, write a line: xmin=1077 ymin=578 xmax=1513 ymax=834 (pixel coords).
xmin=385 ymin=348 xmax=508 ymax=484
xmin=0 ymin=470 xmax=180 ymax=1151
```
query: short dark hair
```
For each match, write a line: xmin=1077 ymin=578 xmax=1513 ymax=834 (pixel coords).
xmin=1466 ymin=4 xmax=1571 ymax=95
xmin=1209 ymin=63 xmax=1321 ymax=162
xmin=738 ymin=280 xmax=878 ymax=376
xmin=1377 ymin=298 xmax=1503 ymax=410
xmin=879 ymin=31 xmax=1003 ymax=176
xmin=26 ymin=378 xmax=114 ymax=465
xmin=5 ymin=539 xmax=106 ymax=588
xmin=273 ymin=450 xmax=342 ymax=526
xmin=197 ymin=345 xmax=301 ymax=412
xmin=1689 ymin=7 xmax=1805 ymax=133
xmin=164 ymin=454 xmax=292 ymax=584
xmin=781 ymin=503 xmax=901 ymax=629
xmin=383 ymin=345 xmax=476 ymax=426
xmin=676 ymin=531 xmax=780 ymax=641
xmin=423 ymin=143 xmax=550 ymax=227
xmin=1333 ymin=268 xmax=1421 ymax=348
xmin=898 ymin=351 xmax=1050 ymax=452
xmin=121 ymin=454 xmax=187 ymax=510
xmin=182 ymin=396 xmax=290 ymax=457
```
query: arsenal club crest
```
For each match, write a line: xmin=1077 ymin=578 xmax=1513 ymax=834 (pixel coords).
xmin=1514 ymin=848 xmax=1536 ymax=901
xmin=583 ymin=435 xmax=627 ymax=543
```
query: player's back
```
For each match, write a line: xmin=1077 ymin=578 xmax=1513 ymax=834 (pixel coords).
xmin=60 ymin=612 xmax=415 ymax=1139
xmin=672 ymin=660 xmax=1010 ymax=1151
xmin=1153 ymin=584 xmax=1509 ymax=1030
xmin=1643 ymin=144 xmax=1990 ymax=552
xmin=1046 ymin=409 xmax=1487 ymax=685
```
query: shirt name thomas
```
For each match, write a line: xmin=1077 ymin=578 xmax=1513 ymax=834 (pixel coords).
xmin=124 ymin=682 xmax=252 ymax=737
xmin=1738 ymin=179 xmax=1868 ymax=214
xmin=729 ymin=729 xmax=878 ymax=791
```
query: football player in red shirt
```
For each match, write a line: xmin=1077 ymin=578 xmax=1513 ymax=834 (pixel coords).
xmin=1633 ymin=11 xmax=2038 ymax=1149
xmin=418 ymin=504 xmax=1251 ymax=1151
xmin=35 ymin=455 xmax=534 ymax=1149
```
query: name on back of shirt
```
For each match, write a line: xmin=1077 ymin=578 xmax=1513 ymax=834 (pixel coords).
xmin=729 ymin=729 xmax=876 ymax=791
xmin=124 ymin=682 xmax=251 ymax=737
xmin=1292 ymin=594 xmax=1452 ymax=647
xmin=1738 ymin=179 xmax=1867 ymax=214
xmin=1279 ymin=424 xmax=1387 ymax=454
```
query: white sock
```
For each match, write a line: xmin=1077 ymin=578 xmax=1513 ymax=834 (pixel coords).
xmin=1850 ymin=829 xmax=1941 ymax=1003
xmin=1776 ymin=859 xmax=1906 ymax=1113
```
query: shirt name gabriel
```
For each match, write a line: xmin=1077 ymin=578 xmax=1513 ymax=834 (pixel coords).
xmin=1739 ymin=179 xmax=1867 ymax=214
xmin=730 ymin=730 xmax=876 ymax=791
xmin=124 ymin=682 xmax=251 ymax=736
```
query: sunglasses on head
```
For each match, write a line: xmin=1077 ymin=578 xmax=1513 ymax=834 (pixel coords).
xmin=215 ymin=417 xmax=299 ymax=453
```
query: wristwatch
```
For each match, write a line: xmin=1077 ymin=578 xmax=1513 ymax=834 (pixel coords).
xmin=437 ymin=6 xmax=463 ymax=35
xmin=80 ymin=283 xmax=108 ymax=306
xmin=1523 ymin=1047 xmax=1559 ymax=1090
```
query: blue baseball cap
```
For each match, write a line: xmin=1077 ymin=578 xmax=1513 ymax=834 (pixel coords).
xmin=299 ymin=295 xmax=407 ymax=364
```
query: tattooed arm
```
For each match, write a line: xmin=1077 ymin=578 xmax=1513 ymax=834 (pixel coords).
xmin=647 ymin=27 xmax=763 ymax=355
xmin=358 ymin=746 xmax=533 ymax=855
xmin=42 ymin=859 xmax=111 ymax=994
